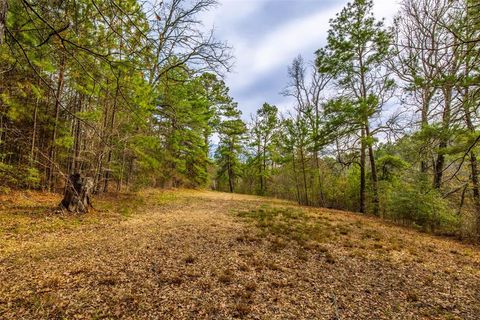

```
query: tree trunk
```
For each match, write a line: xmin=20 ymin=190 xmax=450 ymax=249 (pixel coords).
xmin=262 ymin=141 xmax=267 ymax=194
xmin=30 ymin=94 xmax=39 ymax=166
xmin=434 ymin=86 xmax=452 ymax=189
xmin=314 ymin=151 xmax=325 ymax=206
xmin=299 ymin=144 xmax=309 ymax=206
xmin=461 ymin=54 xmax=480 ymax=237
xmin=420 ymin=89 xmax=433 ymax=174
xmin=228 ymin=142 xmax=234 ymax=193
xmin=292 ymin=151 xmax=301 ymax=205
xmin=472 ymin=152 xmax=480 ymax=237
xmin=365 ymin=125 xmax=379 ymax=215
xmin=103 ymin=79 xmax=120 ymax=193
xmin=0 ymin=0 xmax=7 ymax=45
xmin=94 ymin=85 xmax=110 ymax=193
xmin=47 ymin=56 xmax=66 ymax=191
xmin=258 ymin=143 xmax=263 ymax=194
xmin=360 ymin=128 xmax=366 ymax=213
xmin=60 ymin=173 xmax=94 ymax=213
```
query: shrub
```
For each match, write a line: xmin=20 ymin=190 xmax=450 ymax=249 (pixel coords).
xmin=0 ymin=162 xmax=41 ymax=189
xmin=386 ymin=178 xmax=458 ymax=232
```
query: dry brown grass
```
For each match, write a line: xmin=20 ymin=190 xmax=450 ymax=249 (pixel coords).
xmin=0 ymin=189 xmax=479 ymax=319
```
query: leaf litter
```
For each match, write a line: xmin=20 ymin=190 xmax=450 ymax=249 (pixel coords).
xmin=0 ymin=189 xmax=479 ymax=319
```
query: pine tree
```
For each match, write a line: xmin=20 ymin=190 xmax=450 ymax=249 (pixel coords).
xmin=316 ymin=0 xmax=394 ymax=214
xmin=215 ymin=102 xmax=246 ymax=193
xmin=249 ymin=103 xmax=279 ymax=195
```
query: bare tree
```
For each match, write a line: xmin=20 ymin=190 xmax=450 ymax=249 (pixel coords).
xmin=283 ymin=55 xmax=331 ymax=206
xmin=145 ymin=0 xmax=233 ymax=86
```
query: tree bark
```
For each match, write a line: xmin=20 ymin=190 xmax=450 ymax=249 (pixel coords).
xmin=103 ymin=79 xmax=120 ymax=193
xmin=60 ymin=173 xmax=94 ymax=213
xmin=47 ymin=56 xmax=66 ymax=191
xmin=292 ymin=151 xmax=301 ymax=205
xmin=420 ymin=89 xmax=434 ymax=173
xmin=227 ymin=142 xmax=234 ymax=193
xmin=360 ymin=128 xmax=366 ymax=213
xmin=365 ymin=125 xmax=379 ymax=215
xmin=0 ymin=0 xmax=7 ymax=45
xmin=30 ymin=94 xmax=39 ymax=166
xmin=434 ymin=86 xmax=452 ymax=189
xmin=299 ymin=144 xmax=309 ymax=206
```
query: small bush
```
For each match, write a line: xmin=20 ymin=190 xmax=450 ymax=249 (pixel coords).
xmin=386 ymin=179 xmax=458 ymax=232
xmin=0 ymin=162 xmax=41 ymax=189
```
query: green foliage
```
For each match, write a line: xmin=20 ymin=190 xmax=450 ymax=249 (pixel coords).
xmin=385 ymin=177 xmax=458 ymax=232
xmin=215 ymin=101 xmax=246 ymax=192
xmin=377 ymin=155 xmax=409 ymax=180
xmin=0 ymin=163 xmax=41 ymax=189
xmin=249 ymin=103 xmax=280 ymax=195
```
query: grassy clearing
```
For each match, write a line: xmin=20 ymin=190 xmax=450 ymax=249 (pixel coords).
xmin=0 ymin=189 xmax=179 ymax=234
xmin=0 ymin=189 xmax=479 ymax=319
xmin=236 ymin=204 xmax=480 ymax=267
xmin=0 ymin=189 xmax=182 ymax=258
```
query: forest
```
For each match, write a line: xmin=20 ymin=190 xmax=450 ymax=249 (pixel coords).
xmin=0 ymin=0 xmax=479 ymax=240
xmin=1 ymin=0 xmax=480 ymax=319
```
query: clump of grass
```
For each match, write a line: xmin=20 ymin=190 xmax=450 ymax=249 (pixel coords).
xmin=184 ymin=255 xmax=196 ymax=264
xmin=238 ymin=263 xmax=249 ymax=272
xmin=218 ymin=269 xmax=234 ymax=284
xmin=361 ymin=229 xmax=383 ymax=241
xmin=234 ymin=302 xmax=251 ymax=317
xmin=244 ymin=281 xmax=257 ymax=292
xmin=325 ymin=251 xmax=336 ymax=264
xmin=336 ymin=225 xmax=351 ymax=235
xmin=406 ymin=291 xmax=419 ymax=302
xmin=237 ymin=206 xmax=334 ymax=246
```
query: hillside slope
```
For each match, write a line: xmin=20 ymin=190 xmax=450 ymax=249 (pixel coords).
xmin=0 ymin=190 xmax=479 ymax=319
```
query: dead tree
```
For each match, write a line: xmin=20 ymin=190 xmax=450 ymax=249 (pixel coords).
xmin=60 ymin=173 xmax=94 ymax=213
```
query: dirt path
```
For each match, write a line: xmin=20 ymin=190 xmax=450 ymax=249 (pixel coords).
xmin=0 ymin=189 xmax=479 ymax=319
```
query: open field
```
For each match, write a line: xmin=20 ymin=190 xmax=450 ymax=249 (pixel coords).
xmin=0 ymin=189 xmax=479 ymax=319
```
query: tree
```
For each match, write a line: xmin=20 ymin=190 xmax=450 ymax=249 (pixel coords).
xmin=283 ymin=55 xmax=331 ymax=205
xmin=215 ymin=102 xmax=246 ymax=193
xmin=316 ymin=0 xmax=394 ymax=214
xmin=0 ymin=0 xmax=231 ymax=193
xmin=249 ymin=103 xmax=279 ymax=195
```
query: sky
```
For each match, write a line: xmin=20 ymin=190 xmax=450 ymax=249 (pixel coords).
xmin=199 ymin=0 xmax=401 ymax=119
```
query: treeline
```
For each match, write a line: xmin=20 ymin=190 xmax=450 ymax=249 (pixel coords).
xmin=214 ymin=0 xmax=480 ymax=239
xmin=0 ymin=0 xmax=237 ymax=191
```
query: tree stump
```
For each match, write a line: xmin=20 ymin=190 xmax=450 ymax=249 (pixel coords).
xmin=60 ymin=173 xmax=94 ymax=213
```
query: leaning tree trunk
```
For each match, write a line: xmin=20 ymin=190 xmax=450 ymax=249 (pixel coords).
xmin=0 ymin=0 xmax=7 ymax=45
xmin=60 ymin=173 xmax=94 ymax=213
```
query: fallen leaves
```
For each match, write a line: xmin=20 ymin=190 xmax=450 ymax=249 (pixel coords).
xmin=0 ymin=189 xmax=479 ymax=319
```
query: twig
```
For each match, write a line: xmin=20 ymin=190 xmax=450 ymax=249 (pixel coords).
xmin=331 ymin=293 xmax=340 ymax=320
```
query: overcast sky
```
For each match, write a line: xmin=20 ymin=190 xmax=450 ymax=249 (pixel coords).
xmin=200 ymin=0 xmax=401 ymax=119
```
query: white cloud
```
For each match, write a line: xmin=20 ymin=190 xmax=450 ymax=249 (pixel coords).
xmin=226 ymin=5 xmax=340 ymax=91
xmin=200 ymin=0 xmax=267 ymax=33
xmin=372 ymin=0 xmax=401 ymax=24
xmin=200 ymin=0 xmax=401 ymax=116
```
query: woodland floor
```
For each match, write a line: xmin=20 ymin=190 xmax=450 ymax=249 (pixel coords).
xmin=0 ymin=189 xmax=479 ymax=320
